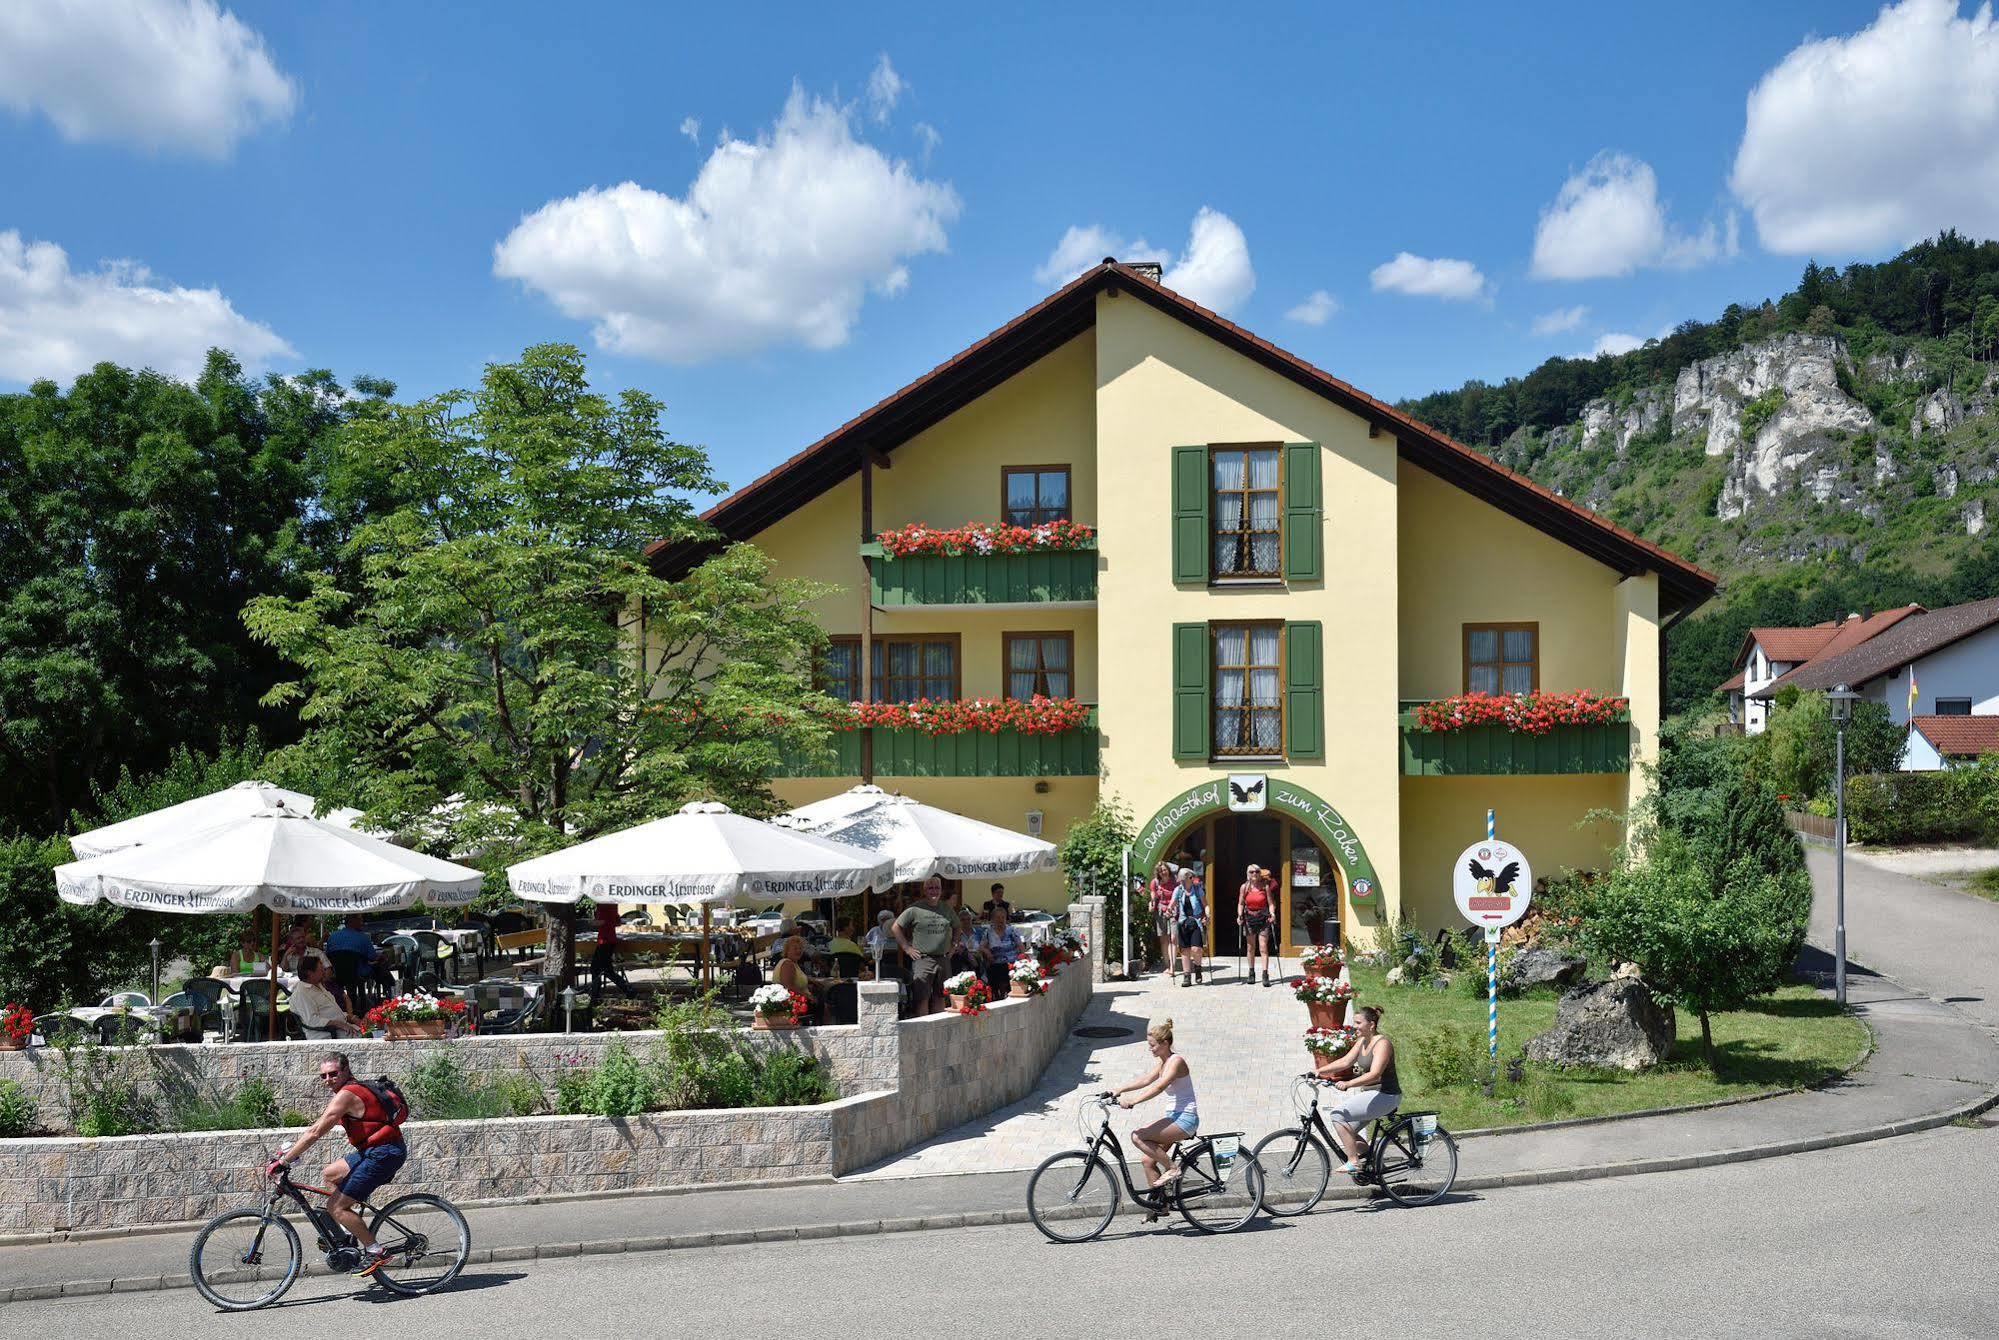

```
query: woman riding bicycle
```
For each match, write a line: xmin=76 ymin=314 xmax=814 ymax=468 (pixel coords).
xmin=1312 ymin=1003 xmax=1400 ymax=1175
xmin=1113 ymin=1017 xmax=1198 ymax=1194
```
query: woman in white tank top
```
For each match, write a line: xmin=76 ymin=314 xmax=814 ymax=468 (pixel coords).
xmin=1112 ymin=1017 xmax=1198 ymax=1192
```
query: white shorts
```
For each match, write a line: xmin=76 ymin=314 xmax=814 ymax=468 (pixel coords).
xmin=1328 ymin=1089 xmax=1400 ymax=1125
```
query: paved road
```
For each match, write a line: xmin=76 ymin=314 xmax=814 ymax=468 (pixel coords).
xmin=14 ymin=1123 xmax=1996 ymax=1336
xmin=1809 ymin=844 xmax=1999 ymax=1031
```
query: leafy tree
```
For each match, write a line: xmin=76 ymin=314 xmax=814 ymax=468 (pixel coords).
xmin=245 ymin=344 xmax=835 ymax=984
xmin=0 ymin=834 xmax=151 ymax=1009
xmin=1057 ymin=796 xmax=1138 ymax=968
xmin=1761 ymin=693 xmax=1904 ymax=799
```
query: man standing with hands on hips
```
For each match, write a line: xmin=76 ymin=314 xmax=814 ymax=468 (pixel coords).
xmin=893 ymin=875 xmax=957 ymax=1015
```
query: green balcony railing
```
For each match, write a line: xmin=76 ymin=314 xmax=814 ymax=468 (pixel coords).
xmin=861 ymin=541 xmax=1097 ymax=607
xmin=1398 ymin=705 xmax=1631 ymax=777
xmin=776 ymin=715 xmax=1099 ymax=778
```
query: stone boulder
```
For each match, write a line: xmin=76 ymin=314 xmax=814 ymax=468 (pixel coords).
xmin=1524 ymin=978 xmax=1675 ymax=1071
xmin=1502 ymin=946 xmax=1587 ymax=993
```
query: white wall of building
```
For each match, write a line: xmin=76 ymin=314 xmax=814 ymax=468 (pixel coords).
xmin=1900 ymin=727 xmax=1948 ymax=772
xmin=1741 ymin=643 xmax=1795 ymax=734
xmin=1876 ymin=627 xmax=1999 ymax=728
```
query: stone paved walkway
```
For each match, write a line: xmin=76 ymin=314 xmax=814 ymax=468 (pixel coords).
xmin=848 ymin=954 xmax=1312 ymax=1178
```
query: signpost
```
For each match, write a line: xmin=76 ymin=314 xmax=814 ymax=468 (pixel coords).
xmin=1452 ymin=809 xmax=1533 ymax=1066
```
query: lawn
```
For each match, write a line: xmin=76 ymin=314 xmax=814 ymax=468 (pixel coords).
xmin=1960 ymin=867 xmax=1999 ymax=903
xmin=1341 ymin=964 xmax=1870 ymax=1132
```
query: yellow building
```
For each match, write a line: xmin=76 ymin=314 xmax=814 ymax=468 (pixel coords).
xmin=648 ymin=262 xmax=1716 ymax=952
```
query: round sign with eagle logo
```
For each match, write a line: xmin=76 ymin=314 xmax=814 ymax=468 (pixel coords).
xmin=1451 ymin=840 xmax=1533 ymax=930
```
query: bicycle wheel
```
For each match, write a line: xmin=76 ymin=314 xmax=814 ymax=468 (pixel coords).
xmin=367 ymin=1193 xmax=471 ymax=1295
xmin=1372 ymin=1117 xmax=1458 ymax=1207
xmin=1175 ymin=1145 xmax=1265 ymax=1233
xmin=1251 ymin=1127 xmax=1331 ymax=1216
xmin=1025 ymin=1150 xmax=1120 ymax=1243
xmin=188 ymin=1209 xmax=301 ymax=1311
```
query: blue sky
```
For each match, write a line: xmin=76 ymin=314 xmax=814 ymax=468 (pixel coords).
xmin=4 ymin=0 xmax=1997 ymax=499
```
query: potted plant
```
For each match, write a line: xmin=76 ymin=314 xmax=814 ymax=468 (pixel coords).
xmin=1 ymin=1002 xmax=30 ymax=1051
xmin=749 ymin=984 xmax=809 ymax=1031
xmin=943 ymin=971 xmax=981 ymax=1011
xmin=1009 ymin=958 xmax=1051 ymax=998
xmin=363 ymin=993 xmax=467 ymax=1040
xmin=1303 ymin=1025 xmax=1356 ymax=1067
xmin=1035 ymin=942 xmax=1067 ymax=972
xmin=1293 ymin=974 xmax=1353 ymax=1029
xmin=1299 ymin=944 xmax=1344 ymax=977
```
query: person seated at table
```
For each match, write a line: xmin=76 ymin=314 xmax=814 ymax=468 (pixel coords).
xmin=218 ymin=926 xmax=264 ymax=977
xmin=279 ymin=920 xmax=323 ymax=975
xmin=825 ymin=919 xmax=864 ymax=960
xmin=325 ymin=914 xmax=389 ymax=997
xmin=773 ymin=936 xmax=823 ymax=1017
xmin=591 ymin=900 xmax=636 ymax=997
xmin=949 ymin=908 xmax=981 ymax=975
xmin=864 ymin=910 xmax=899 ymax=959
xmin=974 ymin=902 xmax=1024 ymax=997
xmin=981 ymin=883 xmax=1013 ymax=918
xmin=292 ymin=952 xmax=361 ymax=1039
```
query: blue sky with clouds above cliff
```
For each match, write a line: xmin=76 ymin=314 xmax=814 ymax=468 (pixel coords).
xmin=2 ymin=0 xmax=1997 ymax=492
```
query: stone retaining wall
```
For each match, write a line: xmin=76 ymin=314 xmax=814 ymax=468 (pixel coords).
xmin=0 ymin=908 xmax=1097 ymax=1232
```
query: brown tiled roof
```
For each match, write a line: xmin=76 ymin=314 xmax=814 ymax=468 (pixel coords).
xmin=1910 ymin=714 xmax=1999 ymax=758
xmin=1750 ymin=625 xmax=1841 ymax=663
xmin=646 ymin=262 xmax=1719 ymax=612
xmin=1717 ymin=669 xmax=1746 ymax=693
xmin=1751 ymin=597 xmax=1999 ymax=698
xmin=1737 ymin=606 xmax=1924 ymax=697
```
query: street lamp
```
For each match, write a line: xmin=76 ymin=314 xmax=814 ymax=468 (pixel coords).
xmin=148 ymin=936 xmax=162 ymax=1005
xmin=1828 ymin=684 xmax=1860 ymax=1006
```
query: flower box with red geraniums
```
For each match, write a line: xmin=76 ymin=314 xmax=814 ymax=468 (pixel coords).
xmin=1411 ymin=690 xmax=1630 ymax=736
xmin=749 ymin=984 xmax=810 ymax=1030
xmin=944 ymin=973 xmax=994 ymax=1015
xmin=876 ymin=520 xmax=1095 ymax=558
xmin=364 ymin=993 xmax=467 ymax=1040
xmin=1 ymin=1002 xmax=31 ymax=1050
xmin=834 ymin=696 xmax=1091 ymax=737
xmin=1009 ymin=958 xmax=1051 ymax=998
xmin=1303 ymin=1025 xmax=1356 ymax=1060
xmin=1298 ymin=944 xmax=1344 ymax=977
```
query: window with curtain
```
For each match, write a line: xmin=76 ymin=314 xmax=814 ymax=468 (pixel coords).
xmin=822 ymin=637 xmax=958 ymax=702
xmin=1464 ymin=624 xmax=1538 ymax=695
xmin=1003 ymin=467 xmax=1072 ymax=525
xmin=1211 ymin=446 xmax=1281 ymax=578
xmin=1214 ymin=624 xmax=1282 ymax=755
xmin=1004 ymin=633 xmax=1073 ymax=699
xmin=1935 ymin=698 xmax=1972 ymax=716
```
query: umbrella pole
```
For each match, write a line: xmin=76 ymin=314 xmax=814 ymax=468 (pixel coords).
xmin=701 ymin=904 xmax=712 ymax=989
xmin=267 ymin=911 xmax=280 ymax=1044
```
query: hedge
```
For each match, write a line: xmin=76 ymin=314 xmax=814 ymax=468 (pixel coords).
xmin=1845 ymin=767 xmax=1997 ymax=846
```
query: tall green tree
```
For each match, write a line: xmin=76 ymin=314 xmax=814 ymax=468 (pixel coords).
xmin=245 ymin=344 xmax=835 ymax=983
xmin=0 ymin=353 xmax=364 ymax=833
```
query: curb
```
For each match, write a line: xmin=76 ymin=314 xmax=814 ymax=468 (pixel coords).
xmin=13 ymin=1075 xmax=1995 ymax=1305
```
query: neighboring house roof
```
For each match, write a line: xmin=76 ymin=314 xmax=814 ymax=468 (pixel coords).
xmin=1910 ymin=714 xmax=1999 ymax=759
xmin=1717 ymin=669 xmax=1746 ymax=693
xmin=645 ymin=261 xmax=1719 ymax=613
xmin=1718 ymin=606 xmax=1923 ymax=696
xmin=1750 ymin=597 xmax=1999 ymax=698
xmin=1751 ymin=625 xmax=1842 ymax=663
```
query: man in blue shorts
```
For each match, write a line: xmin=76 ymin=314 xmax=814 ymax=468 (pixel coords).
xmin=268 ymin=1052 xmax=409 ymax=1277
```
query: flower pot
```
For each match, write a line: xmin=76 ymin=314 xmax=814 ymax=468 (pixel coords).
xmin=384 ymin=1020 xmax=447 ymax=1040
xmin=948 ymin=994 xmax=969 ymax=1012
xmin=1306 ymin=1000 xmax=1348 ymax=1030
xmin=752 ymin=1014 xmax=798 ymax=1031
xmin=0 ymin=1037 xmax=24 ymax=1052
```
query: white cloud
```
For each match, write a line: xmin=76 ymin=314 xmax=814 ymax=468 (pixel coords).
xmin=1574 ymin=332 xmax=1645 ymax=359
xmin=1033 ymin=208 xmax=1254 ymax=313
xmin=0 ymin=229 xmax=294 ymax=384
xmin=1285 ymin=290 xmax=1340 ymax=325
xmin=1731 ymin=0 xmax=1999 ymax=253
xmin=0 ymin=0 xmax=294 ymax=157
xmin=679 ymin=116 xmax=700 ymax=147
xmin=1532 ymin=305 xmax=1590 ymax=336
xmin=1531 ymin=152 xmax=1736 ymax=279
xmin=866 ymin=53 xmax=904 ymax=123
xmin=493 ymin=86 xmax=960 ymax=363
xmin=914 ymin=121 xmax=941 ymax=162
xmin=1369 ymin=251 xmax=1489 ymax=301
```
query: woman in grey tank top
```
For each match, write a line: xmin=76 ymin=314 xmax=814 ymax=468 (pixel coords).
xmin=1311 ymin=1003 xmax=1401 ymax=1174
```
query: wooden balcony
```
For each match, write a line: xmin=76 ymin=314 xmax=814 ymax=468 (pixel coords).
xmin=776 ymin=715 xmax=1100 ymax=778
xmin=861 ymin=541 xmax=1096 ymax=608
xmin=1398 ymin=704 xmax=1631 ymax=777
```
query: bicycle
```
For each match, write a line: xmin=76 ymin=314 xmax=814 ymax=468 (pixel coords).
xmin=1251 ymin=1074 xmax=1458 ymax=1213
xmin=1025 ymin=1093 xmax=1266 ymax=1241
xmin=188 ymin=1159 xmax=471 ymax=1310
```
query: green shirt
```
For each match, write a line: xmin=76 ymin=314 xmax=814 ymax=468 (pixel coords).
xmin=896 ymin=902 xmax=956 ymax=957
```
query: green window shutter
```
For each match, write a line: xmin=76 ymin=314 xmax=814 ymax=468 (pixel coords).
xmin=1285 ymin=620 xmax=1324 ymax=758
xmin=1171 ymin=445 xmax=1209 ymax=585
xmin=1282 ymin=441 xmax=1323 ymax=583
xmin=1172 ymin=622 xmax=1211 ymax=760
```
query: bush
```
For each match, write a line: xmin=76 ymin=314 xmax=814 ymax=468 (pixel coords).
xmin=1058 ymin=797 xmax=1139 ymax=967
xmin=0 ymin=1079 xmax=37 ymax=1137
xmin=587 ymin=1042 xmax=655 ymax=1117
xmin=1845 ymin=763 xmax=1998 ymax=845
xmin=749 ymin=1050 xmax=837 ymax=1107
xmin=1409 ymin=1021 xmax=1488 ymax=1089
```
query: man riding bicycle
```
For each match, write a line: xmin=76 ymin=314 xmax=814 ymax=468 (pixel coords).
xmin=267 ymin=1052 xmax=409 ymax=1277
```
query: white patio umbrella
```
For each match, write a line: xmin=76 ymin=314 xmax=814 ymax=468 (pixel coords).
xmin=506 ymin=801 xmax=893 ymax=983
xmin=778 ymin=785 xmax=1057 ymax=883
xmin=57 ymin=809 xmax=484 ymax=1039
xmin=68 ymin=779 xmax=317 ymax=859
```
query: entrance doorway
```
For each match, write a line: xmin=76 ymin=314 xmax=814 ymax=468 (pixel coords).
xmin=1158 ymin=812 xmax=1345 ymax=960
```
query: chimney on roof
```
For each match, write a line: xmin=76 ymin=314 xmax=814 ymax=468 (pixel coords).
xmin=1848 ymin=611 xmax=1862 ymax=625
xmin=1120 ymin=259 xmax=1163 ymax=282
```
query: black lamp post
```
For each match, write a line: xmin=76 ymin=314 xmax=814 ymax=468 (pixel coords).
xmin=1827 ymin=684 xmax=1860 ymax=1006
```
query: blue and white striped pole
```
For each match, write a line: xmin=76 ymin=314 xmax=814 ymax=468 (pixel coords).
xmin=1487 ymin=808 xmax=1499 ymax=1064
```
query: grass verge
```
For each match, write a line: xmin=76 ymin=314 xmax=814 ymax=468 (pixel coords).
xmin=1345 ymin=965 xmax=1869 ymax=1132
